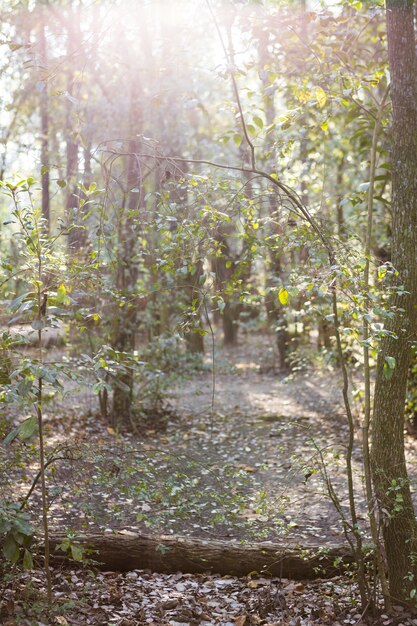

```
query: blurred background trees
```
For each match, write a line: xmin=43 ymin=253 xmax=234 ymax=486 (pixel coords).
xmin=0 ymin=0 xmax=394 ymax=421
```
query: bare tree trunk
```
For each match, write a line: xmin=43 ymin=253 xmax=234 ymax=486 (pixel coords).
xmin=39 ymin=9 xmax=50 ymax=231
xmin=256 ymin=28 xmax=290 ymax=368
xmin=371 ymin=0 xmax=417 ymax=602
xmin=212 ymin=235 xmax=242 ymax=347
xmin=65 ymin=5 xmax=81 ymax=251
xmin=111 ymin=94 xmax=141 ymax=424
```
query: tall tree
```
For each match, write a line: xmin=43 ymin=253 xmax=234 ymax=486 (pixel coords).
xmin=38 ymin=5 xmax=50 ymax=230
xmin=371 ymin=0 xmax=417 ymax=601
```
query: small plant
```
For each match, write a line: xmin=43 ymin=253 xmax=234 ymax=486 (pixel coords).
xmin=386 ymin=477 xmax=409 ymax=516
xmin=0 ymin=501 xmax=33 ymax=569
xmin=0 ymin=178 xmax=73 ymax=603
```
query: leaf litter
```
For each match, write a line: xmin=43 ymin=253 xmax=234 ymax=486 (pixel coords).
xmin=2 ymin=565 xmax=413 ymax=625
xmin=3 ymin=334 xmax=417 ymax=624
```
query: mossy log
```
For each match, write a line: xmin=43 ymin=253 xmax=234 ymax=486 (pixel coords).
xmin=48 ymin=531 xmax=356 ymax=579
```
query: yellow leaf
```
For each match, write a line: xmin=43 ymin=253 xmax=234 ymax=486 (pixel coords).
xmin=107 ymin=427 xmax=116 ymax=436
xmin=252 ymin=222 xmax=259 ymax=230
xmin=297 ymin=89 xmax=310 ymax=103
xmin=316 ymin=86 xmax=327 ymax=108
xmin=321 ymin=120 xmax=328 ymax=131
xmin=278 ymin=288 xmax=289 ymax=305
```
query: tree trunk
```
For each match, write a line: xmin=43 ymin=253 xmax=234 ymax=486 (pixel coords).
xmin=39 ymin=10 xmax=50 ymax=231
xmin=371 ymin=0 xmax=417 ymax=602
xmin=256 ymin=25 xmax=290 ymax=368
xmin=111 ymin=69 xmax=142 ymax=424
xmin=47 ymin=531 xmax=355 ymax=580
xmin=65 ymin=6 xmax=81 ymax=251
xmin=223 ymin=302 xmax=239 ymax=346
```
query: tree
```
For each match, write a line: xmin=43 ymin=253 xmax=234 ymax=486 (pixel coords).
xmin=38 ymin=5 xmax=50 ymax=230
xmin=371 ymin=0 xmax=417 ymax=602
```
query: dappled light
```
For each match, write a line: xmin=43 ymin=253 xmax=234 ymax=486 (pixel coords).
xmin=0 ymin=0 xmax=416 ymax=624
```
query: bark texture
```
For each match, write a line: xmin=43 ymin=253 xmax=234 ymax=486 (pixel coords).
xmin=47 ymin=531 xmax=355 ymax=580
xmin=371 ymin=0 xmax=417 ymax=601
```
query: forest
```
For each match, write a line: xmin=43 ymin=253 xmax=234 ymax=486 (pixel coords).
xmin=1 ymin=0 xmax=417 ymax=624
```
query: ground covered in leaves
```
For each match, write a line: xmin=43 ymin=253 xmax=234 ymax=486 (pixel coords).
xmin=2 ymin=564 xmax=415 ymax=626
xmin=3 ymin=331 xmax=417 ymax=624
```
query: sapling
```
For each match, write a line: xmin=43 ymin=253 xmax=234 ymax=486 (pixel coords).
xmin=1 ymin=179 xmax=57 ymax=603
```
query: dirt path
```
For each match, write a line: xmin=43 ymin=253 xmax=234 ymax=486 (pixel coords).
xmin=167 ymin=334 xmax=360 ymax=546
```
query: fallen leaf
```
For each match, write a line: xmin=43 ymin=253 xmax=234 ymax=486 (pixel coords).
xmin=235 ymin=616 xmax=247 ymax=626
xmin=234 ymin=463 xmax=257 ymax=473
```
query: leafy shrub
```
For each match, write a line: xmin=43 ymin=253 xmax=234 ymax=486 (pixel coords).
xmin=0 ymin=501 xmax=33 ymax=569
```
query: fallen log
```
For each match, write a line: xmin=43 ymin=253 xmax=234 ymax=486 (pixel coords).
xmin=47 ymin=531 xmax=357 ymax=579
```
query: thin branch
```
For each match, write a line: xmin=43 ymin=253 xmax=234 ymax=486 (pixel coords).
xmin=205 ymin=0 xmax=256 ymax=170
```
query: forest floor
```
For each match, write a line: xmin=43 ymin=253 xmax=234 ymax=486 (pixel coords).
xmin=2 ymin=330 xmax=417 ymax=625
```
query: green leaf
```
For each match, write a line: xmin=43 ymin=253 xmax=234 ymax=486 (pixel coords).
xmin=18 ymin=416 xmax=37 ymax=441
xmin=70 ymin=544 xmax=84 ymax=561
xmin=383 ymin=356 xmax=396 ymax=380
xmin=378 ymin=266 xmax=387 ymax=280
xmin=3 ymin=427 xmax=20 ymax=446
xmin=56 ymin=283 xmax=67 ymax=303
xmin=23 ymin=549 xmax=33 ymax=570
xmin=57 ymin=179 xmax=67 ymax=188
xmin=56 ymin=539 xmax=70 ymax=553
xmin=253 ymin=116 xmax=263 ymax=129
xmin=278 ymin=288 xmax=289 ymax=305
xmin=3 ymin=535 xmax=20 ymax=563
xmin=0 ymin=520 xmax=11 ymax=534
xmin=233 ymin=134 xmax=242 ymax=147
xmin=13 ymin=516 xmax=32 ymax=537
